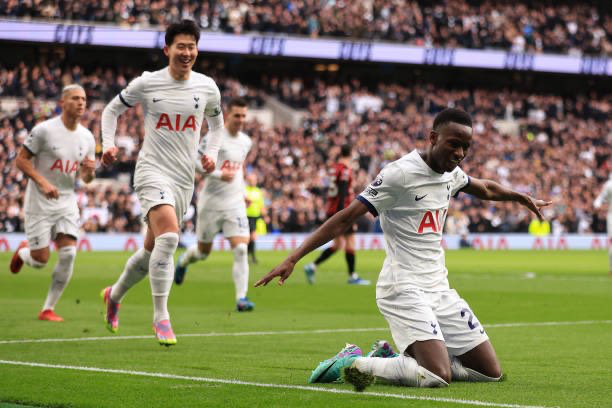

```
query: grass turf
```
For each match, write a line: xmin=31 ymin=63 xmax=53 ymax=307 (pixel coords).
xmin=0 ymin=249 xmax=611 ymax=408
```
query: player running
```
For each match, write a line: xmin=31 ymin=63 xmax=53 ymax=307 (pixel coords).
xmin=256 ymin=108 xmax=551 ymax=389
xmin=100 ymin=20 xmax=224 ymax=346
xmin=10 ymin=84 xmax=96 ymax=322
xmin=174 ymin=98 xmax=255 ymax=312
xmin=304 ymin=144 xmax=369 ymax=285
xmin=594 ymin=174 xmax=612 ymax=276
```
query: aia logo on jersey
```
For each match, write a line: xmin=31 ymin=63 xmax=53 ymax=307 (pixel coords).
xmin=50 ymin=159 xmax=79 ymax=174
xmin=156 ymin=114 xmax=196 ymax=132
xmin=417 ymin=209 xmax=448 ymax=234
xmin=220 ymin=160 xmax=242 ymax=171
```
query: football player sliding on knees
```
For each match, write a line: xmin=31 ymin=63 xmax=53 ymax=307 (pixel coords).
xmin=100 ymin=20 xmax=225 ymax=346
xmin=255 ymin=108 xmax=551 ymax=390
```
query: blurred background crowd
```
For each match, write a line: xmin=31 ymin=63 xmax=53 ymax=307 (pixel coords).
xmin=2 ymin=0 xmax=610 ymax=55
xmin=1 ymin=57 xmax=609 ymax=235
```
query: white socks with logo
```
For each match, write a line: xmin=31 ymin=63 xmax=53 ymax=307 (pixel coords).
xmin=42 ymin=246 xmax=76 ymax=311
xmin=149 ymin=232 xmax=179 ymax=323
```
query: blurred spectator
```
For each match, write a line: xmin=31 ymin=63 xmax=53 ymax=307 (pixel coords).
xmin=0 ymin=59 xmax=610 ymax=234
xmin=2 ymin=1 xmax=610 ymax=55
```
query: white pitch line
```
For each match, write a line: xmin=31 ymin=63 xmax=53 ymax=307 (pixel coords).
xmin=1 ymin=320 xmax=611 ymax=345
xmin=0 ymin=359 xmax=557 ymax=408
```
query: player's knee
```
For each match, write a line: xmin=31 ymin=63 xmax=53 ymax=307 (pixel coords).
xmin=155 ymin=232 xmax=179 ymax=253
xmin=31 ymin=251 xmax=50 ymax=265
xmin=481 ymin=363 xmax=502 ymax=380
xmin=58 ymin=246 xmax=77 ymax=265
xmin=197 ymin=242 xmax=212 ymax=256
xmin=233 ymin=243 xmax=248 ymax=259
xmin=423 ymin=361 xmax=452 ymax=384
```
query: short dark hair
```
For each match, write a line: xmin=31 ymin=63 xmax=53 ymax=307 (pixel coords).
xmin=228 ymin=98 xmax=248 ymax=111
xmin=340 ymin=144 xmax=352 ymax=158
xmin=165 ymin=20 xmax=200 ymax=46
xmin=433 ymin=108 xmax=472 ymax=131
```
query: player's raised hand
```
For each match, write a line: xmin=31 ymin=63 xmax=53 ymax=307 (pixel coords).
xmin=201 ymin=154 xmax=216 ymax=173
xmin=522 ymin=195 xmax=552 ymax=221
xmin=102 ymin=146 xmax=118 ymax=166
xmin=255 ymin=258 xmax=296 ymax=287
xmin=39 ymin=179 xmax=59 ymax=199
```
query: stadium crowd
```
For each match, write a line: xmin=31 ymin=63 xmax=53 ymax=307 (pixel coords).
xmin=1 ymin=59 xmax=610 ymax=235
xmin=1 ymin=0 xmax=610 ymax=56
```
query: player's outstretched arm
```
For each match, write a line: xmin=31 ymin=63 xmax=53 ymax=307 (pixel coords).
xmin=16 ymin=147 xmax=59 ymax=199
xmin=463 ymin=177 xmax=552 ymax=220
xmin=255 ymin=200 xmax=369 ymax=287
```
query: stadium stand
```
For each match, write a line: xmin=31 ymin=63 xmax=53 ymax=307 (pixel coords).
xmin=1 ymin=53 xmax=609 ymax=235
xmin=1 ymin=1 xmax=610 ymax=55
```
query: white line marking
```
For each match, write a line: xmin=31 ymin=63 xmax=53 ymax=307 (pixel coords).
xmin=453 ymin=273 xmax=610 ymax=282
xmin=1 ymin=320 xmax=610 ymax=345
xmin=0 ymin=359 xmax=557 ymax=408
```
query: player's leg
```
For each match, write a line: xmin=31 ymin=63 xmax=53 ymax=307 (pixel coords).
xmin=305 ymin=236 xmax=343 ymax=284
xmin=38 ymin=233 xmax=77 ymax=322
xmin=310 ymin=290 xmax=450 ymax=389
xmin=147 ymin=204 xmax=180 ymax=332
xmin=174 ymin=209 xmax=218 ymax=284
xmin=436 ymin=289 xmax=503 ymax=381
xmin=344 ymin=230 xmax=369 ymax=285
xmin=225 ymin=211 xmax=253 ymax=311
xmin=102 ymin=227 xmax=153 ymax=333
xmin=11 ymin=215 xmax=51 ymax=273
xmin=607 ymin=218 xmax=612 ymax=276
xmin=247 ymin=216 xmax=258 ymax=263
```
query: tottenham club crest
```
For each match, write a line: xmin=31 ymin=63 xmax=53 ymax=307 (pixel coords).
xmin=372 ymin=173 xmax=384 ymax=187
xmin=194 ymin=95 xmax=200 ymax=109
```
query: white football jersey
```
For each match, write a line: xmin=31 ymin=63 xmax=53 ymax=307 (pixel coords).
xmin=23 ymin=116 xmax=96 ymax=214
xmin=197 ymin=129 xmax=252 ymax=211
xmin=118 ymin=67 xmax=222 ymax=190
xmin=595 ymin=178 xmax=612 ymax=214
xmin=357 ymin=150 xmax=470 ymax=294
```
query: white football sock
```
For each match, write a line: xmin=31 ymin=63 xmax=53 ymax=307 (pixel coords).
xmin=149 ymin=232 xmax=179 ymax=323
xmin=42 ymin=246 xmax=76 ymax=311
xmin=354 ymin=355 xmax=448 ymax=388
xmin=232 ymin=243 xmax=249 ymax=300
xmin=110 ymin=248 xmax=151 ymax=303
xmin=179 ymin=243 xmax=208 ymax=267
xmin=450 ymin=356 xmax=502 ymax=382
xmin=18 ymin=247 xmax=46 ymax=268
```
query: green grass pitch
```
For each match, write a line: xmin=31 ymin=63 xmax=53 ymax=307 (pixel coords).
xmin=0 ymin=249 xmax=611 ymax=408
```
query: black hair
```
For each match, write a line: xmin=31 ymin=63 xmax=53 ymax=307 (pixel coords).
xmin=165 ymin=20 xmax=200 ymax=46
xmin=340 ymin=144 xmax=352 ymax=157
xmin=432 ymin=108 xmax=472 ymax=130
xmin=228 ymin=98 xmax=248 ymax=110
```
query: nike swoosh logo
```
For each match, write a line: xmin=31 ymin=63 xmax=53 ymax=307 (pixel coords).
xmin=153 ymin=98 xmax=163 ymax=103
xmin=415 ymin=194 xmax=427 ymax=201
xmin=314 ymin=360 xmax=337 ymax=383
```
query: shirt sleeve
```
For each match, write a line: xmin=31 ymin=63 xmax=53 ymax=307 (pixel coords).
xmin=86 ymin=133 xmax=96 ymax=160
xmin=118 ymin=73 xmax=148 ymax=108
xmin=450 ymin=166 xmax=470 ymax=197
xmin=357 ymin=163 xmax=404 ymax=217
xmin=23 ymin=124 xmax=46 ymax=155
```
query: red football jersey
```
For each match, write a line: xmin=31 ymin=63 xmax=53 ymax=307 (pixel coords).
xmin=325 ymin=162 xmax=354 ymax=216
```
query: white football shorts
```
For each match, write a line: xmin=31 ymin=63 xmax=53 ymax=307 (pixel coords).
xmin=196 ymin=208 xmax=249 ymax=243
xmin=136 ymin=178 xmax=193 ymax=226
xmin=376 ymin=288 xmax=489 ymax=356
xmin=25 ymin=210 xmax=80 ymax=250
